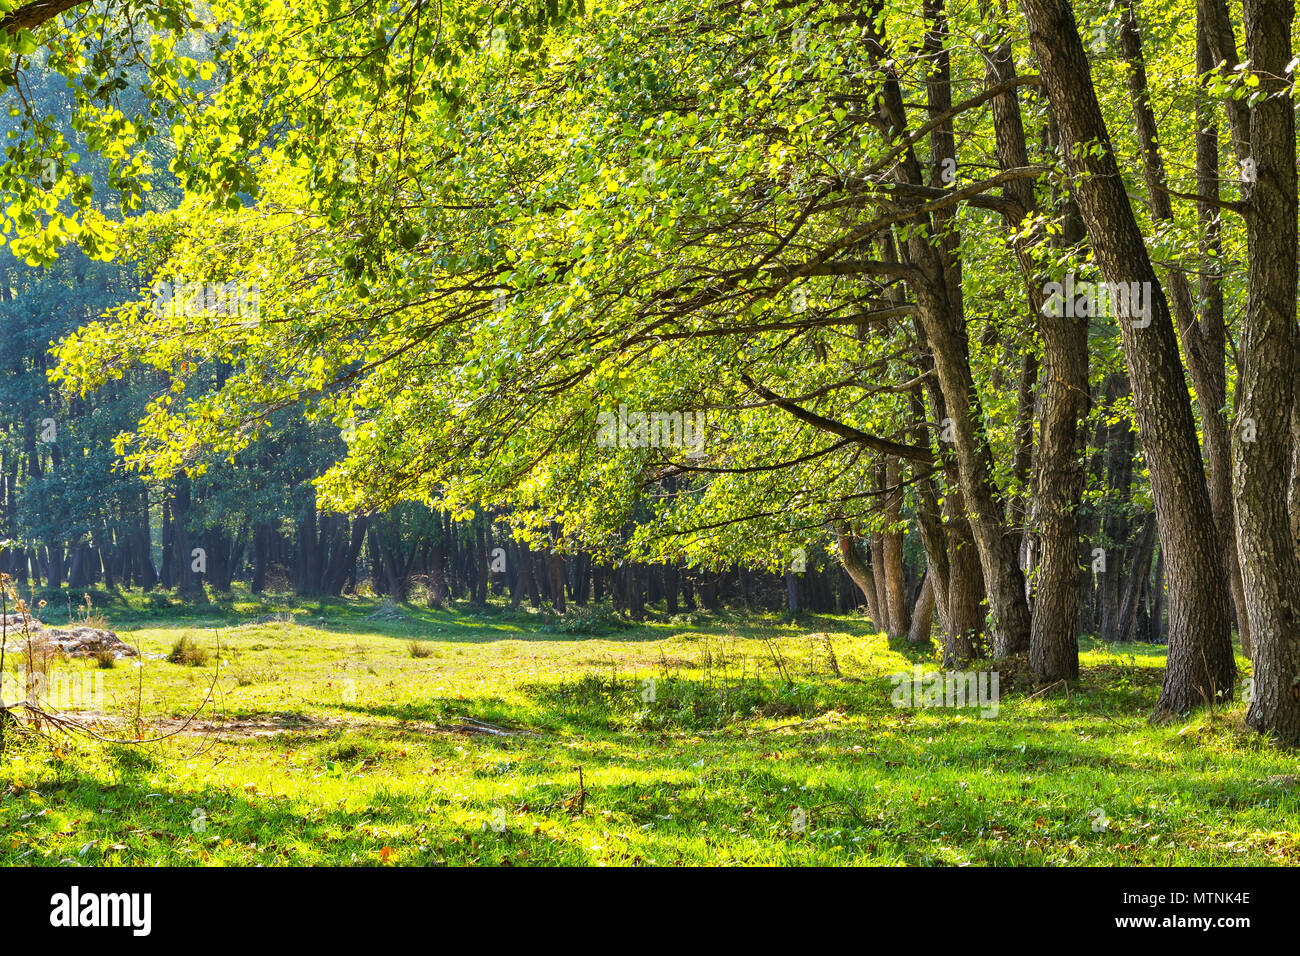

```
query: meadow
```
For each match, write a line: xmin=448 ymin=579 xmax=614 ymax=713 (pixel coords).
xmin=0 ymin=590 xmax=1295 ymax=866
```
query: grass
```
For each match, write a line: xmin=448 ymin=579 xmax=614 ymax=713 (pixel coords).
xmin=0 ymin=585 xmax=1296 ymax=866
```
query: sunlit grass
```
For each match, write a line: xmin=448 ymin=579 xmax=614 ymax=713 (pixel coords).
xmin=0 ymin=589 xmax=1294 ymax=866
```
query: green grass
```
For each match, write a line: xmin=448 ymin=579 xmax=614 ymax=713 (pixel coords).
xmin=0 ymin=587 xmax=1296 ymax=866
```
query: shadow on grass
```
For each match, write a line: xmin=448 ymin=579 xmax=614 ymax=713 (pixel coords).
xmin=77 ymin=586 xmax=883 ymax=650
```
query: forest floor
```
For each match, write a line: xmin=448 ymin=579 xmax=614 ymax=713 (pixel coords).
xmin=0 ymin=588 xmax=1295 ymax=866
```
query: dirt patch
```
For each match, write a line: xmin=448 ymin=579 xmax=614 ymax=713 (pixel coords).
xmin=55 ymin=711 xmax=334 ymax=738
xmin=52 ymin=710 xmax=542 ymax=741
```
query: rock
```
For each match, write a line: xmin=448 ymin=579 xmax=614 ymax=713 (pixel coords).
xmin=1 ymin=612 xmax=41 ymax=633
xmin=366 ymin=599 xmax=407 ymax=622
xmin=0 ymin=616 xmax=137 ymax=659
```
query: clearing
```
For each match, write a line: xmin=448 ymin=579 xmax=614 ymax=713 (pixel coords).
xmin=0 ymin=591 xmax=1295 ymax=866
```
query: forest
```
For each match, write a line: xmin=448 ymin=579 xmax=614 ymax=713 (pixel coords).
xmin=0 ymin=0 xmax=1297 ymax=881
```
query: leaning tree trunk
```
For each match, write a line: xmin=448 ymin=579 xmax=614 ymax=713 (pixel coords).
xmin=907 ymin=329 xmax=981 ymax=666
xmin=867 ymin=9 xmax=1031 ymax=658
xmin=1018 ymin=0 xmax=1235 ymax=715
xmin=837 ymin=530 xmax=885 ymax=630
xmin=1119 ymin=1 xmax=1250 ymax=659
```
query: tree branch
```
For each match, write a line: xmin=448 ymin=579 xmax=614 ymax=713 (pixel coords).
xmin=740 ymin=373 xmax=935 ymax=463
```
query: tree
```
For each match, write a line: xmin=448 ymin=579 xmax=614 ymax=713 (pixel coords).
xmin=1016 ymin=0 xmax=1235 ymax=715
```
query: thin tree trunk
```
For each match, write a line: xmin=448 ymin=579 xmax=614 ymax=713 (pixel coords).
xmin=882 ymin=459 xmax=910 ymax=639
xmin=868 ymin=6 xmax=1032 ymax=658
xmin=870 ymin=534 xmax=892 ymax=635
xmin=908 ymin=575 xmax=936 ymax=644
xmin=984 ymin=38 xmax=1088 ymax=680
xmin=1118 ymin=515 xmax=1157 ymax=644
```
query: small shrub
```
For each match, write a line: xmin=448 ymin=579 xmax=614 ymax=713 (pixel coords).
xmin=95 ymin=649 xmax=116 ymax=669
xmin=167 ymin=636 xmax=211 ymax=666
xmin=408 ymin=640 xmax=434 ymax=658
xmin=541 ymin=605 xmax=627 ymax=635
xmin=233 ymin=664 xmax=280 ymax=686
xmin=313 ymin=732 xmax=388 ymax=764
xmin=667 ymin=612 xmax=707 ymax=627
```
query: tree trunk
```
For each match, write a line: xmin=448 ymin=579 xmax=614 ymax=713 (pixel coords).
xmin=908 ymin=575 xmax=936 ymax=644
xmin=1120 ymin=0 xmax=1250 ymax=659
xmin=1017 ymin=0 xmax=1235 ymax=715
xmin=867 ymin=8 xmax=1032 ymax=658
xmin=985 ymin=40 xmax=1088 ymax=680
xmin=870 ymin=534 xmax=892 ymax=635
xmin=1236 ymin=0 xmax=1300 ymax=742
xmin=1117 ymin=515 xmax=1157 ymax=644
xmin=837 ymin=530 xmax=885 ymax=629
xmin=882 ymin=459 xmax=911 ymax=639
xmin=1151 ymin=548 xmax=1165 ymax=644
xmin=546 ymin=547 xmax=567 ymax=614
xmin=945 ymin=502 xmax=985 ymax=664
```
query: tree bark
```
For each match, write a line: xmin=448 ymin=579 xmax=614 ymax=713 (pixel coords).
xmin=985 ymin=38 xmax=1088 ymax=681
xmin=1236 ymin=0 xmax=1300 ymax=742
xmin=1017 ymin=0 xmax=1235 ymax=715
xmin=908 ymin=575 xmax=936 ymax=644
xmin=868 ymin=3 xmax=1032 ymax=658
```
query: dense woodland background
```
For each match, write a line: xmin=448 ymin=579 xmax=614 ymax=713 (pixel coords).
xmin=0 ymin=235 xmax=1170 ymax=635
